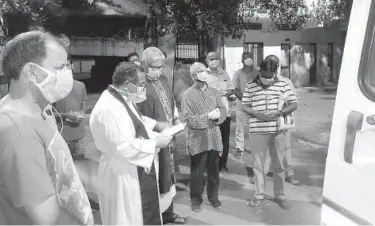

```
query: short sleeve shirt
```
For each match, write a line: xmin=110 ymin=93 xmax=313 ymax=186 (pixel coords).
xmin=55 ymin=80 xmax=88 ymax=141
xmin=232 ymin=68 xmax=259 ymax=111
xmin=206 ymin=68 xmax=234 ymax=116
xmin=0 ymin=110 xmax=80 ymax=224
xmin=241 ymin=77 xmax=298 ymax=134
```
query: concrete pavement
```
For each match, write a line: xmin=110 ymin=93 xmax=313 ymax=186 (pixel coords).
xmin=83 ymin=87 xmax=336 ymax=225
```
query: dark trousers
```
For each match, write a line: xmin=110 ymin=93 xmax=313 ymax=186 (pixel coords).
xmin=162 ymin=203 xmax=174 ymax=223
xmin=190 ymin=150 xmax=220 ymax=205
xmin=219 ymin=117 xmax=231 ymax=170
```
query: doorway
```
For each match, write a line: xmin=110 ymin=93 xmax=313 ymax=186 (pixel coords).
xmin=309 ymin=43 xmax=317 ymax=85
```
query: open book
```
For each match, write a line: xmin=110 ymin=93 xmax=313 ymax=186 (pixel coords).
xmin=161 ymin=123 xmax=186 ymax=137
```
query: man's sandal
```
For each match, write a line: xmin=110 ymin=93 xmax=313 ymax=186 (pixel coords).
xmin=167 ymin=213 xmax=188 ymax=225
xmin=247 ymin=198 xmax=264 ymax=208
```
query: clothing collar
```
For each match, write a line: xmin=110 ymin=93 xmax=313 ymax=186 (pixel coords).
xmin=192 ymin=83 xmax=208 ymax=92
xmin=146 ymin=76 xmax=159 ymax=82
xmin=207 ymin=67 xmax=224 ymax=76
xmin=109 ymin=85 xmax=130 ymax=102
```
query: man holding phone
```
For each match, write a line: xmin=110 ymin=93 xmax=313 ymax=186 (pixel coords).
xmin=55 ymin=77 xmax=88 ymax=160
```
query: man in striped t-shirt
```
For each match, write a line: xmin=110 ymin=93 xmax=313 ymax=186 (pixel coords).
xmin=242 ymin=58 xmax=298 ymax=210
xmin=264 ymin=55 xmax=300 ymax=186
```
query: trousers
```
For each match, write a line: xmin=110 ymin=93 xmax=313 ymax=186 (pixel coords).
xmin=249 ymin=133 xmax=287 ymax=199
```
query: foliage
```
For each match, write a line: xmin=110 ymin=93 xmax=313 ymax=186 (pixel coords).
xmin=310 ymin=0 xmax=352 ymax=24
xmin=0 ymin=0 xmax=352 ymax=39
xmin=150 ymin=0 xmax=312 ymax=40
xmin=0 ymin=0 xmax=62 ymax=25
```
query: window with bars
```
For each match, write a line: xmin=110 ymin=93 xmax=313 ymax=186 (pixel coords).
xmin=243 ymin=42 xmax=264 ymax=66
xmin=72 ymin=59 xmax=95 ymax=80
xmin=175 ymin=43 xmax=200 ymax=64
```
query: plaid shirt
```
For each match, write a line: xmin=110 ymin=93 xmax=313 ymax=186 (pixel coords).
xmin=181 ymin=86 xmax=226 ymax=156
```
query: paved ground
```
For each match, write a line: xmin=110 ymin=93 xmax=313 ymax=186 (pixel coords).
xmin=82 ymin=86 xmax=336 ymax=225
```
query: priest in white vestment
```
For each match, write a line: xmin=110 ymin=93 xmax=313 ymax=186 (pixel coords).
xmin=89 ymin=62 xmax=173 ymax=225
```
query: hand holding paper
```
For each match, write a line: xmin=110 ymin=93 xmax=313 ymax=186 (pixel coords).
xmin=161 ymin=123 xmax=186 ymax=137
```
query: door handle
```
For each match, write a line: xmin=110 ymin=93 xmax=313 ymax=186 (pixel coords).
xmin=366 ymin=115 xmax=375 ymax=125
xmin=344 ymin=111 xmax=364 ymax=164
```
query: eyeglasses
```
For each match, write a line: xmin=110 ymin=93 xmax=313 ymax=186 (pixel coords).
xmin=146 ymin=62 xmax=165 ymax=71
xmin=57 ymin=63 xmax=74 ymax=70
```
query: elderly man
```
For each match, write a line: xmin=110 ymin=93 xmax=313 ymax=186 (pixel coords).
xmin=89 ymin=62 xmax=173 ymax=225
xmin=232 ymin=52 xmax=260 ymax=160
xmin=242 ymin=58 xmax=298 ymax=210
xmin=0 ymin=31 xmax=93 ymax=225
xmin=264 ymin=55 xmax=300 ymax=186
xmin=137 ymin=47 xmax=187 ymax=224
xmin=206 ymin=51 xmax=234 ymax=173
xmin=182 ymin=62 xmax=226 ymax=212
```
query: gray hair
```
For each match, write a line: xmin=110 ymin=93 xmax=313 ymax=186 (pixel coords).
xmin=112 ymin=61 xmax=145 ymax=86
xmin=1 ymin=30 xmax=65 ymax=80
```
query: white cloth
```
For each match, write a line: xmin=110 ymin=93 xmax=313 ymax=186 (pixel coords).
xmin=89 ymin=89 xmax=162 ymax=225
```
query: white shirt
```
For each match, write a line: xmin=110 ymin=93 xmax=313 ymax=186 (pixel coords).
xmin=88 ymin=88 xmax=162 ymax=225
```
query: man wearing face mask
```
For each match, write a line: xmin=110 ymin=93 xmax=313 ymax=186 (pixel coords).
xmin=0 ymin=31 xmax=93 ymax=225
xmin=137 ymin=47 xmax=187 ymax=224
xmin=232 ymin=52 xmax=260 ymax=160
xmin=54 ymin=58 xmax=87 ymax=160
xmin=89 ymin=62 xmax=172 ymax=225
xmin=205 ymin=51 xmax=234 ymax=174
xmin=182 ymin=62 xmax=226 ymax=212
xmin=242 ymin=58 xmax=298 ymax=210
xmin=264 ymin=55 xmax=300 ymax=186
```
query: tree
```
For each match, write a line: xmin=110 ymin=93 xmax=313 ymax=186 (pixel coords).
xmin=150 ymin=0 xmax=311 ymax=41
xmin=310 ymin=0 xmax=353 ymax=25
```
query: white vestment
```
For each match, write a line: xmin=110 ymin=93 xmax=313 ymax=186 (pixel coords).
xmin=89 ymin=89 xmax=162 ymax=225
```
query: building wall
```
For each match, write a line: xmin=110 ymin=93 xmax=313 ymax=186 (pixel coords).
xmin=68 ymin=37 xmax=144 ymax=57
xmin=224 ymin=26 xmax=345 ymax=87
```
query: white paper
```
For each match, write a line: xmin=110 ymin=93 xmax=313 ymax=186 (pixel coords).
xmin=161 ymin=123 xmax=186 ymax=137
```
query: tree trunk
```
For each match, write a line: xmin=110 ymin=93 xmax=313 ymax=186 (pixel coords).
xmin=208 ymin=35 xmax=226 ymax=69
xmin=157 ymin=34 xmax=176 ymax=88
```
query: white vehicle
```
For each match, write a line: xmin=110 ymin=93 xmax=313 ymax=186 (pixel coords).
xmin=321 ymin=0 xmax=375 ymax=225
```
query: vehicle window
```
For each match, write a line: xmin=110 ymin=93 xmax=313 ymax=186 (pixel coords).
xmin=358 ymin=2 xmax=375 ymax=102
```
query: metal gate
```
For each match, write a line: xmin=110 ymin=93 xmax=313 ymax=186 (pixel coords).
xmin=175 ymin=42 xmax=200 ymax=64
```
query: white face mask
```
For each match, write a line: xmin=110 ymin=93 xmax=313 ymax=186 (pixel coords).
xmin=260 ymin=76 xmax=275 ymax=86
xmin=133 ymin=60 xmax=141 ymax=66
xmin=119 ymin=84 xmax=147 ymax=103
xmin=208 ymin=60 xmax=220 ymax=69
xmin=244 ymin=58 xmax=254 ymax=66
xmin=31 ymin=63 xmax=73 ymax=103
xmin=196 ymin=71 xmax=209 ymax=82
xmin=147 ymin=70 xmax=162 ymax=80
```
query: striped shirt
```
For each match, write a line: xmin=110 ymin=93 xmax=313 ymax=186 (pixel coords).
xmin=242 ymin=76 xmax=298 ymax=134
xmin=181 ymin=85 xmax=226 ymax=156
